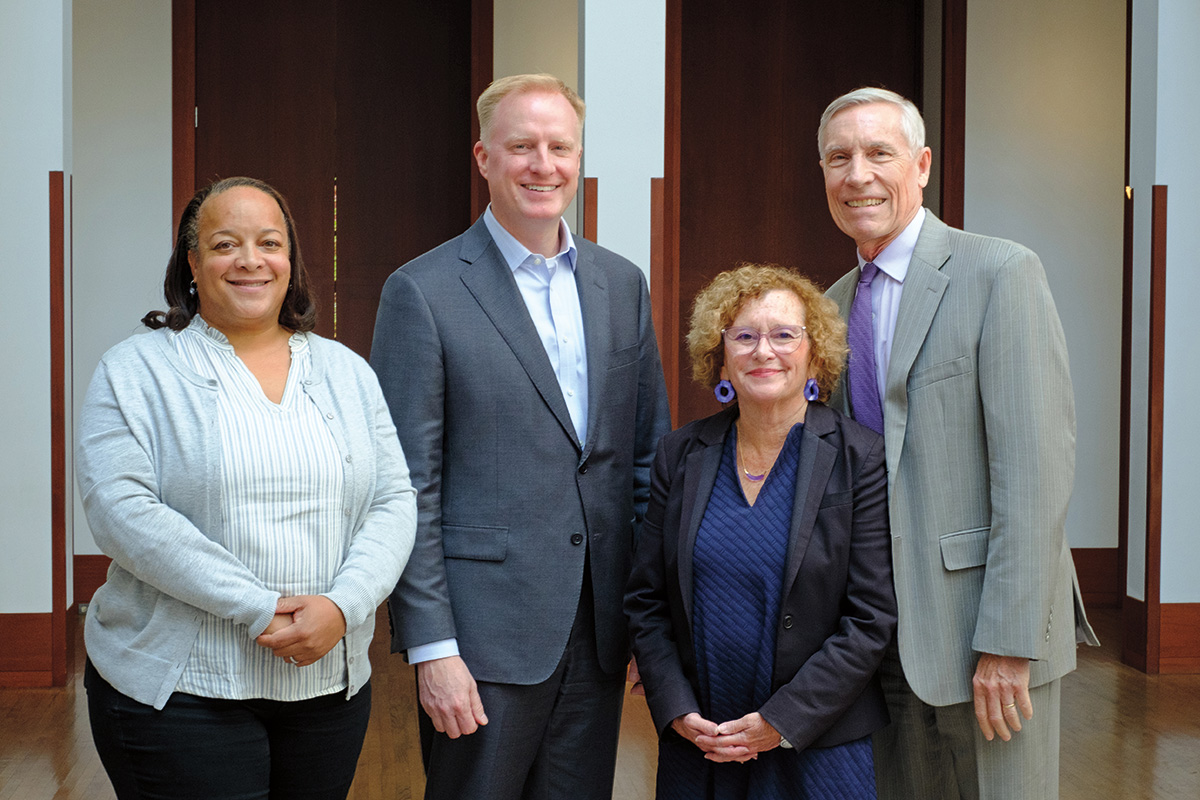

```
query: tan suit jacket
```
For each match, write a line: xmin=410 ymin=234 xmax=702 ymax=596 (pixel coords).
xmin=826 ymin=211 xmax=1097 ymax=706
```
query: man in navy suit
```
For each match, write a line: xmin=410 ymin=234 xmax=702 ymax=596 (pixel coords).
xmin=371 ymin=73 xmax=670 ymax=800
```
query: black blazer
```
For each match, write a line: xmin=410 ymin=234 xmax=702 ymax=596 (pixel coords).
xmin=625 ymin=402 xmax=897 ymax=751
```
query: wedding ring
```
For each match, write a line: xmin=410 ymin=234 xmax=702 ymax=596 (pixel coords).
xmin=1003 ymin=702 xmax=1016 ymax=709
xmin=288 ymin=656 xmax=299 ymax=665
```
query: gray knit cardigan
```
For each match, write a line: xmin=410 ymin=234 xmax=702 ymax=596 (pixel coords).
xmin=76 ymin=327 xmax=416 ymax=709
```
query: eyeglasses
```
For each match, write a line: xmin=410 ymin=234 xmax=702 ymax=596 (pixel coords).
xmin=721 ymin=325 xmax=807 ymax=354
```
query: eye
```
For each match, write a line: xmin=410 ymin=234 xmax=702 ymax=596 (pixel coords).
xmin=213 ymin=241 xmax=234 ymax=251
xmin=728 ymin=328 xmax=758 ymax=345
xmin=261 ymin=239 xmax=284 ymax=251
xmin=772 ymin=329 xmax=799 ymax=342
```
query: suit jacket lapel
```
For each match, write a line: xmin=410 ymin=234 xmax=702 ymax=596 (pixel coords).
xmin=458 ymin=219 xmax=580 ymax=448
xmin=575 ymin=243 xmax=610 ymax=458
xmin=782 ymin=405 xmax=837 ymax=595
xmin=678 ymin=411 xmax=731 ymax=623
xmin=885 ymin=212 xmax=950 ymax=475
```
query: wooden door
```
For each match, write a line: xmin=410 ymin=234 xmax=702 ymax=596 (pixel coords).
xmin=188 ymin=0 xmax=479 ymax=353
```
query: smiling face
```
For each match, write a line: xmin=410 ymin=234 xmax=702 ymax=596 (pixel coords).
xmin=820 ymin=102 xmax=932 ymax=261
xmin=722 ymin=289 xmax=813 ymax=413
xmin=473 ymin=89 xmax=582 ymax=253
xmin=187 ymin=185 xmax=291 ymax=337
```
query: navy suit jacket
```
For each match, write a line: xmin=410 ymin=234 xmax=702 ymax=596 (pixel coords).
xmin=625 ymin=403 xmax=896 ymax=751
xmin=371 ymin=216 xmax=671 ymax=684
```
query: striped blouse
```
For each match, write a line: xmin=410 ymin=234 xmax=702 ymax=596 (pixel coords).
xmin=172 ymin=317 xmax=348 ymax=701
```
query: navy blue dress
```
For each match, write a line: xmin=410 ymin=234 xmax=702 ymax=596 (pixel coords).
xmin=655 ymin=423 xmax=876 ymax=800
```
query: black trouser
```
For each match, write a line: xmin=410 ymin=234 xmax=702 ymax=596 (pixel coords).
xmin=85 ymin=660 xmax=371 ymax=800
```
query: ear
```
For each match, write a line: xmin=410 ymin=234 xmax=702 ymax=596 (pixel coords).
xmin=473 ymin=140 xmax=489 ymax=180
xmin=917 ymin=146 xmax=933 ymax=189
xmin=187 ymin=249 xmax=197 ymax=278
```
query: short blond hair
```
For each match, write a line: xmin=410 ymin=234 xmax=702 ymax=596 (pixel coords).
xmin=477 ymin=73 xmax=586 ymax=144
xmin=687 ymin=264 xmax=848 ymax=402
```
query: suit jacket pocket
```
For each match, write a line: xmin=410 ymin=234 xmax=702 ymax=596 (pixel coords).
xmin=939 ymin=527 xmax=989 ymax=571
xmin=442 ymin=524 xmax=508 ymax=562
xmin=607 ymin=344 xmax=639 ymax=369
xmin=909 ymin=355 xmax=971 ymax=392
xmin=819 ymin=489 xmax=853 ymax=508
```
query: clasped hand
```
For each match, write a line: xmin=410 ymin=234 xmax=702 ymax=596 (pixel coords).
xmin=672 ymin=711 xmax=781 ymax=763
xmin=254 ymin=595 xmax=346 ymax=667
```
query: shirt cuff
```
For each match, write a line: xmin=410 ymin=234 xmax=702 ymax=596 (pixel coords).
xmin=408 ymin=638 xmax=460 ymax=664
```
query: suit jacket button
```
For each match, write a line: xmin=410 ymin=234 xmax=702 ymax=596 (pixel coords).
xmin=570 ymin=533 xmax=584 ymax=545
xmin=578 ymin=463 xmax=588 ymax=474
xmin=782 ymin=615 xmax=793 ymax=630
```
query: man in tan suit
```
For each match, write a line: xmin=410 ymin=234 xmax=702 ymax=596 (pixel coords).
xmin=820 ymin=87 xmax=1097 ymax=799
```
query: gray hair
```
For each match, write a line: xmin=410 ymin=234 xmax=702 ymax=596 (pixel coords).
xmin=817 ymin=87 xmax=926 ymax=158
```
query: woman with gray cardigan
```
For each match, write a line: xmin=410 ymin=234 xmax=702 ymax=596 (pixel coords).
xmin=77 ymin=177 xmax=416 ymax=799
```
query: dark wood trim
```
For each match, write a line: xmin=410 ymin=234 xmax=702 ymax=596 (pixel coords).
xmin=661 ymin=0 xmax=682 ymax=425
xmin=1118 ymin=188 xmax=1133 ymax=614
xmin=650 ymin=176 xmax=672 ymax=402
xmin=939 ymin=0 xmax=966 ymax=228
xmin=1122 ymin=595 xmax=1147 ymax=671
xmin=1072 ymin=547 xmax=1121 ymax=610
xmin=1140 ymin=184 xmax=1167 ymax=675
xmin=469 ymin=0 xmax=493 ymax=221
xmin=74 ymin=555 xmax=113 ymax=607
xmin=49 ymin=171 xmax=67 ymax=687
xmin=1161 ymin=604 xmax=1200 ymax=674
xmin=0 ymin=613 xmax=53 ymax=684
xmin=172 ymin=0 xmax=196 ymax=234
xmin=583 ymin=177 xmax=598 ymax=243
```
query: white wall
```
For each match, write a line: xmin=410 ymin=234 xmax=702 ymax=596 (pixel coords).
xmin=964 ymin=0 xmax=1126 ymax=551
xmin=579 ymin=0 xmax=665 ymax=277
xmin=71 ymin=0 xmax=174 ymax=555
xmin=0 ymin=2 xmax=69 ymax=614
xmin=1153 ymin=0 xmax=1200 ymax=603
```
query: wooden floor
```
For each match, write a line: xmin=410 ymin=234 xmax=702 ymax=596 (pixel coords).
xmin=2 ymin=607 xmax=1197 ymax=798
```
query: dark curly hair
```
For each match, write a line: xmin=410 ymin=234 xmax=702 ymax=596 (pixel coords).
xmin=142 ymin=176 xmax=317 ymax=332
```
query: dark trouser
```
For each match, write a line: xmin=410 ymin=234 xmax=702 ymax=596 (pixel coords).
xmin=85 ymin=660 xmax=371 ymax=800
xmin=420 ymin=572 xmax=626 ymax=800
xmin=872 ymin=645 xmax=1062 ymax=800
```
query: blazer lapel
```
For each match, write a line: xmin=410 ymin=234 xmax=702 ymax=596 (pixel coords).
xmin=678 ymin=412 xmax=731 ymax=624
xmin=781 ymin=405 xmax=838 ymax=595
xmin=458 ymin=220 xmax=580 ymax=448
xmin=884 ymin=212 xmax=950 ymax=475
xmin=575 ymin=243 xmax=610 ymax=459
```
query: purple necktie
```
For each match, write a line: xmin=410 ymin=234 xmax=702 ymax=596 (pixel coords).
xmin=848 ymin=263 xmax=884 ymax=435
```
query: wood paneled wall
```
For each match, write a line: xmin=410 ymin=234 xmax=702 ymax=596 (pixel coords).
xmin=662 ymin=0 xmax=924 ymax=426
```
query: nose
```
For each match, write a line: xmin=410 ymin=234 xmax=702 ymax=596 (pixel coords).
xmin=846 ymin=154 xmax=872 ymax=186
xmin=752 ymin=333 xmax=775 ymax=358
xmin=236 ymin=244 xmax=264 ymax=270
xmin=529 ymin=144 xmax=553 ymax=173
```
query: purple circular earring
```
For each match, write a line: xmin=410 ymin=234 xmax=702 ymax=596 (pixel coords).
xmin=714 ymin=379 xmax=735 ymax=403
xmin=804 ymin=378 xmax=819 ymax=401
